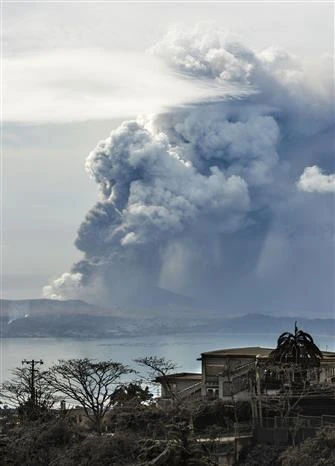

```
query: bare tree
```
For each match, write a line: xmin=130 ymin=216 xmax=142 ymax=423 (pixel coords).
xmin=134 ymin=356 xmax=178 ymax=401
xmin=45 ymin=358 xmax=133 ymax=433
xmin=260 ymin=361 xmax=329 ymax=423
xmin=0 ymin=367 xmax=57 ymax=419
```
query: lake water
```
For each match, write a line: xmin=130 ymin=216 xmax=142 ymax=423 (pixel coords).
xmin=1 ymin=332 xmax=334 ymax=383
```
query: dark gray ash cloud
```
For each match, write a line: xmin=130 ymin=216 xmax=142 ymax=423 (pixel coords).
xmin=44 ymin=27 xmax=335 ymax=317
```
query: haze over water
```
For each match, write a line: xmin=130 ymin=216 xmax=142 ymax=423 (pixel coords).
xmin=2 ymin=332 xmax=334 ymax=383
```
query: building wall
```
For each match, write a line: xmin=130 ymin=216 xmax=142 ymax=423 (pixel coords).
xmin=202 ymin=355 xmax=335 ymax=402
xmin=160 ymin=352 xmax=335 ymax=403
xmin=202 ymin=355 xmax=255 ymax=399
xmin=161 ymin=378 xmax=201 ymax=398
xmin=320 ymin=362 xmax=335 ymax=384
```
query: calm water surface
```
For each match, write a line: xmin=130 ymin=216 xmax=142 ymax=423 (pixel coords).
xmin=1 ymin=333 xmax=334 ymax=382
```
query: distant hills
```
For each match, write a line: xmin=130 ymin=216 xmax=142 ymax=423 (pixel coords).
xmin=0 ymin=289 xmax=203 ymax=319
xmin=0 ymin=298 xmax=115 ymax=317
xmin=0 ymin=299 xmax=334 ymax=339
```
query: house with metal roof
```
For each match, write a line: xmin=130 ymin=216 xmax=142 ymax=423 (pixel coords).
xmin=198 ymin=347 xmax=274 ymax=401
xmin=156 ymin=344 xmax=335 ymax=418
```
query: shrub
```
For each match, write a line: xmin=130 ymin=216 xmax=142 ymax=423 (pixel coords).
xmin=280 ymin=427 xmax=335 ymax=466
xmin=53 ymin=432 xmax=139 ymax=466
xmin=3 ymin=420 xmax=73 ymax=465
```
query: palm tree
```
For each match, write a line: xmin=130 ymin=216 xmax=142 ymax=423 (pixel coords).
xmin=269 ymin=322 xmax=323 ymax=367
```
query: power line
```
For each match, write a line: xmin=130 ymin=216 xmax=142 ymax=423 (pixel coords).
xmin=22 ymin=359 xmax=43 ymax=406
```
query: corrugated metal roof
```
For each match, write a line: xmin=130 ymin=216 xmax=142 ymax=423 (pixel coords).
xmin=198 ymin=347 xmax=335 ymax=359
xmin=200 ymin=346 xmax=273 ymax=358
xmin=155 ymin=372 xmax=202 ymax=382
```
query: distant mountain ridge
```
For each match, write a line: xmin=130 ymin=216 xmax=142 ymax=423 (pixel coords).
xmin=0 ymin=299 xmax=334 ymax=339
xmin=0 ymin=289 xmax=203 ymax=318
xmin=0 ymin=298 xmax=115 ymax=317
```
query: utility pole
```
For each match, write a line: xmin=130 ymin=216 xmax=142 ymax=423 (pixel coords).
xmin=22 ymin=359 xmax=43 ymax=406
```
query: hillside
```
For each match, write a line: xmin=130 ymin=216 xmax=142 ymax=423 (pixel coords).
xmin=0 ymin=299 xmax=334 ymax=339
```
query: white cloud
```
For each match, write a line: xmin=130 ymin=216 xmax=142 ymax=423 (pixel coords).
xmin=3 ymin=48 xmax=236 ymax=123
xmin=297 ymin=165 xmax=335 ymax=193
xmin=42 ymin=272 xmax=83 ymax=300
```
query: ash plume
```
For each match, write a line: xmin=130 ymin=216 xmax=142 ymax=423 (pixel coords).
xmin=44 ymin=27 xmax=335 ymax=316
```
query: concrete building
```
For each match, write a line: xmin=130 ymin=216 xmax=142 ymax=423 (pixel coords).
xmin=156 ymin=346 xmax=335 ymax=417
xmin=155 ymin=372 xmax=202 ymax=401
xmin=199 ymin=347 xmax=271 ymax=401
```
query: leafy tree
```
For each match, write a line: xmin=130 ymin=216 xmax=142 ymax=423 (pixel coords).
xmin=111 ymin=403 xmax=169 ymax=437
xmin=269 ymin=322 xmax=323 ymax=367
xmin=111 ymin=382 xmax=153 ymax=406
xmin=45 ymin=358 xmax=133 ymax=433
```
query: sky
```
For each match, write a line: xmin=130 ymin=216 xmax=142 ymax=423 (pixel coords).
xmin=2 ymin=1 xmax=335 ymax=318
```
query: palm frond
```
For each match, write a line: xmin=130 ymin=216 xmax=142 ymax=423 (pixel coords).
xmin=269 ymin=325 xmax=322 ymax=367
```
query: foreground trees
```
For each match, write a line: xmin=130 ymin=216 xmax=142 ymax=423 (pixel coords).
xmin=111 ymin=382 xmax=153 ymax=406
xmin=1 ymin=414 xmax=212 ymax=466
xmin=1 ymin=356 xmax=175 ymax=433
xmin=1 ymin=400 xmax=220 ymax=466
xmin=237 ymin=428 xmax=335 ymax=466
xmin=3 ymin=416 xmax=334 ymax=466
xmin=279 ymin=427 xmax=335 ymax=466
xmin=134 ymin=356 xmax=178 ymax=400
xmin=45 ymin=358 xmax=133 ymax=433
xmin=2 ymin=352 xmax=334 ymax=465
xmin=0 ymin=366 xmax=57 ymax=420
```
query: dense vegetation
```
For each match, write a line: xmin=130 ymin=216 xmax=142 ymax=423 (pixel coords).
xmin=2 ymin=414 xmax=334 ymax=465
xmin=1 ymin=406 xmax=219 ymax=465
xmin=1 ymin=354 xmax=334 ymax=465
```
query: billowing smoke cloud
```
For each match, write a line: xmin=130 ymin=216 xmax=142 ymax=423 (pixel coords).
xmin=44 ymin=27 xmax=334 ymax=317
xmin=297 ymin=165 xmax=335 ymax=193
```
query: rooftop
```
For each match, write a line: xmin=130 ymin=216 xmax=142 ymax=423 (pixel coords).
xmin=155 ymin=372 xmax=202 ymax=382
xmin=199 ymin=347 xmax=274 ymax=359
xmin=198 ymin=347 xmax=335 ymax=360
